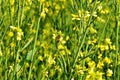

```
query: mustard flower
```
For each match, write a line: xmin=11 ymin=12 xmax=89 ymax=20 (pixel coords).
xmin=41 ymin=11 xmax=46 ymax=19
xmin=92 ymin=11 xmax=97 ymax=17
xmin=95 ymin=71 xmax=104 ymax=80
xmin=58 ymin=44 xmax=64 ymax=50
xmin=10 ymin=42 xmax=16 ymax=48
xmin=98 ymin=44 xmax=109 ymax=51
xmin=38 ymin=56 xmax=43 ymax=61
xmin=89 ymin=26 xmax=97 ymax=34
xmin=66 ymin=35 xmax=69 ymax=41
xmin=98 ymin=52 xmax=102 ymax=59
xmin=8 ymin=31 xmax=14 ymax=37
xmin=15 ymin=27 xmax=24 ymax=41
xmin=106 ymin=69 xmax=113 ymax=77
xmin=10 ymin=26 xmax=16 ymax=30
xmin=55 ymin=65 xmax=62 ymax=73
xmin=104 ymin=57 xmax=112 ymax=64
xmin=71 ymin=14 xmax=80 ymax=20
xmin=48 ymin=55 xmax=56 ymax=65
xmin=39 ymin=0 xmax=45 ymax=3
xmin=97 ymin=17 xmax=105 ymax=23
xmin=10 ymin=0 xmax=15 ymax=5
xmin=17 ymin=32 xmax=24 ymax=41
xmin=0 ymin=48 xmax=2 ymax=57
xmin=49 ymin=69 xmax=55 ymax=77
xmin=105 ymin=38 xmax=112 ymax=45
xmin=97 ymin=4 xmax=102 ymax=11
xmin=97 ymin=61 xmax=104 ymax=69
xmin=61 ymin=50 xmax=65 ymax=55
xmin=11 ymin=7 xmax=14 ymax=16
xmin=110 ymin=45 xmax=116 ymax=50
xmin=25 ymin=62 xmax=30 ymax=68
xmin=88 ymin=61 xmax=96 ymax=68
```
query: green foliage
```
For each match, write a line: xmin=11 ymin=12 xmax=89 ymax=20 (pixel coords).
xmin=0 ymin=0 xmax=120 ymax=80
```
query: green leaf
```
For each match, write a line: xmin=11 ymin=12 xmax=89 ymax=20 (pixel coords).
xmin=26 ymin=49 xmax=37 ymax=61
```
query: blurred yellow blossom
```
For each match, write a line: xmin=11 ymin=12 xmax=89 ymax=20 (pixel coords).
xmin=25 ymin=62 xmax=30 ymax=68
xmin=88 ymin=61 xmax=96 ymax=68
xmin=66 ymin=35 xmax=69 ymax=41
xmin=110 ymin=45 xmax=116 ymax=50
xmin=38 ymin=56 xmax=43 ymax=61
xmin=10 ymin=0 xmax=15 ymax=5
xmin=10 ymin=42 xmax=16 ymax=47
xmin=8 ymin=31 xmax=14 ymax=37
xmin=48 ymin=55 xmax=56 ymax=65
xmin=97 ymin=61 xmax=104 ymax=69
xmin=98 ymin=44 xmax=109 ymax=51
xmin=105 ymin=38 xmax=112 ymax=45
xmin=107 ymin=69 xmax=113 ymax=77
xmin=58 ymin=44 xmax=64 ymax=50
xmin=41 ymin=11 xmax=46 ymax=19
xmin=71 ymin=14 xmax=80 ymax=20
xmin=97 ymin=17 xmax=105 ymax=23
xmin=10 ymin=26 xmax=16 ymax=30
xmin=104 ymin=57 xmax=112 ymax=64
xmin=89 ymin=26 xmax=97 ymax=34
xmin=0 ymin=48 xmax=2 ymax=57
xmin=92 ymin=11 xmax=97 ymax=17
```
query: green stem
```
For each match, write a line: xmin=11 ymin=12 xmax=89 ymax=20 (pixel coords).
xmin=27 ymin=3 xmax=42 ymax=80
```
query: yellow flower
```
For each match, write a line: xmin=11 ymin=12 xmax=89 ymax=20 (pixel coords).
xmin=104 ymin=8 xmax=110 ymax=14
xmin=41 ymin=11 xmax=46 ymax=19
xmin=97 ymin=17 xmax=105 ymax=23
xmin=10 ymin=26 xmax=16 ymax=30
xmin=36 ymin=41 xmax=41 ymax=46
xmin=97 ymin=4 xmax=102 ymax=11
xmin=98 ymin=52 xmax=102 ymax=59
xmin=10 ymin=0 xmax=15 ymax=5
xmin=49 ymin=69 xmax=55 ymax=77
xmin=58 ymin=44 xmax=64 ymax=50
xmin=11 ymin=7 xmax=14 ymax=16
xmin=15 ymin=27 xmax=24 ymax=41
xmin=105 ymin=38 xmax=112 ymax=45
xmin=98 ymin=45 xmax=109 ymax=51
xmin=104 ymin=57 xmax=112 ymax=64
xmin=89 ymin=26 xmax=97 ymax=34
xmin=16 ymin=27 xmax=22 ymax=32
xmin=66 ymin=35 xmax=69 ymax=41
xmin=48 ymin=55 xmax=56 ymax=65
xmin=55 ymin=5 xmax=61 ymax=10
xmin=10 ymin=42 xmax=15 ymax=47
xmin=17 ymin=32 xmax=24 ymax=41
xmin=95 ymin=71 xmax=104 ymax=80
xmin=8 ymin=31 xmax=14 ymax=37
xmin=61 ymin=50 xmax=65 ymax=55
xmin=88 ymin=68 xmax=95 ymax=77
xmin=92 ymin=11 xmax=97 ymax=17
xmin=110 ymin=45 xmax=116 ymax=50
xmin=39 ymin=0 xmax=45 ymax=3
xmin=0 ymin=48 xmax=2 ymax=57
xmin=25 ymin=62 xmax=30 ymax=68
xmin=106 ymin=69 xmax=113 ymax=77
xmin=88 ymin=61 xmax=96 ymax=68
xmin=38 ymin=56 xmax=43 ymax=61
xmin=88 ymin=38 xmax=97 ymax=45
xmin=88 ymin=0 xmax=92 ymax=3
xmin=71 ymin=14 xmax=80 ymax=20
xmin=97 ymin=61 xmax=104 ymax=69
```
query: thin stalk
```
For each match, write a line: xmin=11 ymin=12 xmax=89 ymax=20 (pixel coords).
xmin=114 ymin=0 xmax=119 ymax=79
xmin=27 ymin=3 xmax=42 ymax=80
xmin=14 ymin=0 xmax=21 ymax=79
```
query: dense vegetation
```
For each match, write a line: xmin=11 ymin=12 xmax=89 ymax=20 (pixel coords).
xmin=0 ymin=0 xmax=120 ymax=80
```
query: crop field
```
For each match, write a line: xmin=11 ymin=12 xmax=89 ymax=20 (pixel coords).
xmin=0 ymin=0 xmax=120 ymax=80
